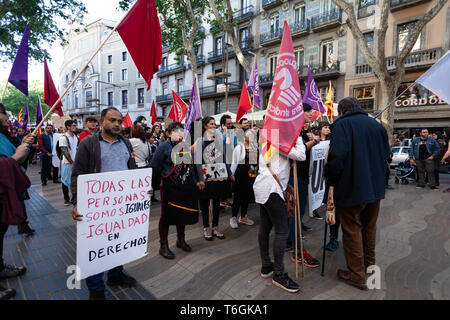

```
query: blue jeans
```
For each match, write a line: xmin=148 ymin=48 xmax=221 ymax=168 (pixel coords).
xmin=86 ymin=265 xmax=123 ymax=292
xmin=288 ymin=177 xmax=309 ymax=254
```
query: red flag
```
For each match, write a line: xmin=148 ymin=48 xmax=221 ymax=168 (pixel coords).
xmin=123 ymin=113 xmax=133 ymax=128
xmin=261 ymin=20 xmax=305 ymax=157
xmin=168 ymin=90 xmax=188 ymax=122
xmin=150 ymin=101 xmax=157 ymax=125
xmin=117 ymin=0 xmax=162 ymax=91
xmin=236 ymin=82 xmax=252 ymax=122
xmin=44 ymin=58 xmax=64 ymax=117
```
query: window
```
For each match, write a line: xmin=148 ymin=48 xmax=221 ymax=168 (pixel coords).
xmin=360 ymin=0 xmax=376 ymax=6
xmin=294 ymin=5 xmax=306 ymax=24
xmin=270 ymin=15 xmax=280 ymax=34
xmin=322 ymin=0 xmax=337 ymax=13
xmin=177 ymin=79 xmax=184 ymax=93
xmin=198 ymin=74 xmax=203 ymax=89
xmin=107 ymin=71 xmax=113 ymax=83
xmin=121 ymin=69 xmax=128 ymax=81
xmin=107 ymin=55 xmax=112 ymax=64
xmin=215 ymin=100 xmax=222 ymax=114
xmin=162 ymin=56 xmax=168 ymax=68
xmin=122 ymin=90 xmax=128 ymax=107
xmin=163 ymin=106 xmax=168 ymax=117
xmin=356 ymin=32 xmax=374 ymax=64
xmin=138 ymin=88 xmax=145 ymax=105
xmin=398 ymin=21 xmax=421 ymax=54
xmin=239 ymin=27 xmax=249 ymax=49
xmin=86 ymin=90 xmax=93 ymax=107
xmin=269 ymin=54 xmax=278 ymax=76
xmin=294 ymin=48 xmax=304 ymax=70
xmin=353 ymin=86 xmax=375 ymax=111
xmin=162 ymin=82 xmax=168 ymax=95
xmin=137 ymin=69 xmax=142 ymax=79
xmin=122 ymin=51 xmax=127 ymax=62
xmin=107 ymin=92 xmax=113 ymax=106
xmin=321 ymin=40 xmax=334 ymax=67
xmin=215 ymin=37 xmax=223 ymax=54
xmin=74 ymin=93 xmax=79 ymax=109
xmin=320 ymin=86 xmax=337 ymax=103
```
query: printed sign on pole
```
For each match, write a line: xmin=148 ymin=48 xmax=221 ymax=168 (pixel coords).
xmin=76 ymin=168 xmax=152 ymax=280
xmin=308 ymin=141 xmax=330 ymax=216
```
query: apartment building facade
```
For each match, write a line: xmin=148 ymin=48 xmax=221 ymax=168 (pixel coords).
xmin=59 ymin=19 xmax=157 ymax=128
xmin=344 ymin=0 xmax=450 ymax=134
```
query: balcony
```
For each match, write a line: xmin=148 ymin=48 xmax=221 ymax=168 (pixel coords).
xmin=188 ymin=55 xmax=206 ymax=68
xmin=390 ymin=0 xmax=432 ymax=12
xmin=311 ymin=9 xmax=343 ymax=32
xmin=156 ymin=81 xmax=243 ymax=104
xmin=291 ymin=20 xmax=310 ymax=39
xmin=386 ymin=47 xmax=443 ymax=72
xmin=260 ymin=28 xmax=283 ymax=46
xmin=157 ymin=63 xmax=186 ymax=77
xmin=358 ymin=3 xmax=376 ymax=19
xmin=355 ymin=63 xmax=373 ymax=75
xmin=233 ymin=5 xmax=254 ymax=22
xmin=262 ymin=0 xmax=282 ymax=10
xmin=208 ymin=39 xmax=253 ymax=63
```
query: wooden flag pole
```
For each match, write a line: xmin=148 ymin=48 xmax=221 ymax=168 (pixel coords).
xmin=293 ymin=161 xmax=305 ymax=278
xmin=1 ymin=82 xmax=9 ymax=103
xmin=32 ymin=0 xmax=140 ymax=136
xmin=294 ymin=175 xmax=299 ymax=279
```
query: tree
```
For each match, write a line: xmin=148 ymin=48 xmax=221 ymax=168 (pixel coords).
xmin=333 ymin=0 xmax=448 ymax=140
xmin=118 ymin=0 xmax=208 ymax=79
xmin=1 ymin=80 xmax=50 ymax=123
xmin=0 ymin=0 xmax=86 ymax=62
xmin=208 ymin=0 xmax=251 ymax=74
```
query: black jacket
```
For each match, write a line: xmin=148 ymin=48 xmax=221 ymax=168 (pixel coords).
xmin=71 ymin=132 xmax=136 ymax=205
xmin=324 ymin=109 xmax=390 ymax=208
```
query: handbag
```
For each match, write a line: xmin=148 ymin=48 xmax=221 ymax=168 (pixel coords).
xmin=266 ymin=163 xmax=297 ymax=219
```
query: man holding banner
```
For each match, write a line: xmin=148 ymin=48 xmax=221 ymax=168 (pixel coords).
xmin=71 ymin=107 xmax=149 ymax=300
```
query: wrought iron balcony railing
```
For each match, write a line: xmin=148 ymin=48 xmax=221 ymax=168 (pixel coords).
xmin=157 ymin=63 xmax=186 ymax=76
xmin=262 ymin=0 xmax=282 ymax=10
xmin=260 ymin=28 xmax=283 ymax=45
xmin=390 ymin=0 xmax=432 ymax=12
xmin=233 ymin=5 xmax=254 ymax=21
xmin=310 ymin=9 xmax=342 ymax=30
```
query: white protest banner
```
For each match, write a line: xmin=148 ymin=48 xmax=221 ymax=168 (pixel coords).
xmin=76 ymin=168 xmax=152 ymax=280
xmin=309 ymin=141 xmax=330 ymax=216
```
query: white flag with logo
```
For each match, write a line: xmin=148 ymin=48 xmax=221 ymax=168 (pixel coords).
xmin=416 ymin=50 xmax=450 ymax=104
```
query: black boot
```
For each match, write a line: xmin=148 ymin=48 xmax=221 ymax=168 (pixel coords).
xmin=176 ymin=236 xmax=192 ymax=252
xmin=18 ymin=223 xmax=35 ymax=235
xmin=159 ymin=241 xmax=175 ymax=259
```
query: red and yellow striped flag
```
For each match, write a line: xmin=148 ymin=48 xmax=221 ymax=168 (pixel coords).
xmin=17 ymin=108 xmax=23 ymax=124
xmin=325 ymin=81 xmax=334 ymax=121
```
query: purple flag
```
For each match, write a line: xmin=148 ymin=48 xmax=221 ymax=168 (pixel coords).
xmin=303 ymin=68 xmax=325 ymax=113
xmin=247 ymin=59 xmax=261 ymax=109
xmin=13 ymin=120 xmax=21 ymax=128
xmin=8 ymin=24 xmax=30 ymax=97
xmin=36 ymin=96 xmax=43 ymax=127
xmin=184 ymin=77 xmax=202 ymax=140
xmin=22 ymin=104 xmax=29 ymax=130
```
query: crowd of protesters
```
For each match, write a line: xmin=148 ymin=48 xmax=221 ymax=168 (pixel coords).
xmin=0 ymin=98 xmax=449 ymax=300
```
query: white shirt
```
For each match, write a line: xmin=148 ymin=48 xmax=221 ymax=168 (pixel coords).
xmin=253 ymin=136 xmax=306 ymax=205
xmin=130 ymin=138 xmax=151 ymax=168
xmin=52 ymin=133 xmax=63 ymax=168
xmin=59 ymin=133 xmax=78 ymax=164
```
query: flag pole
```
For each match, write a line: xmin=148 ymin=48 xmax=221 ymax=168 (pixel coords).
xmin=32 ymin=0 xmax=141 ymax=136
xmin=293 ymin=161 xmax=305 ymax=278
xmin=374 ymin=82 xmax=416 ymax=119
xmin=0 ymin=82 xmax=9 ymax=103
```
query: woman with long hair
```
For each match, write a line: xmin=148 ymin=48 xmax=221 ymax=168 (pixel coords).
xmin=194 ymin=116 xmax=231 ymax=240
xmin=130 ymin=125 xmax=151 ymax=168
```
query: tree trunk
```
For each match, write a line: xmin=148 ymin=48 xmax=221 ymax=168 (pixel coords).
xmin=379 ymin=78 xmax=396 ymax=146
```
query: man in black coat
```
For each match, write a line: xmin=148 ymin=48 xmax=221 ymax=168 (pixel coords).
xmin=38 ymin=124 xmax=55 ymax=185
xmin=324 ymin=97 xmax=390 ymax=290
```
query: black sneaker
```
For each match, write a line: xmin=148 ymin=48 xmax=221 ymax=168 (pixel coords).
xmin=312 ymin=210 xmax=323 ymax=220
xmin=430 ymin=186 xmax=439 ymax=191
xmin=272 ymin=273 xmax=300 ymax=293
xmin=0 ymin=286 xmax=16 ymax=300
xmin=64 ymin=201 xmax=71 ymax=206
xmin=0 ymin=265 xmax=27 ymax=279
xmin=106 ymin=271 xmax=137 ymax=288
xmin=89 ymin=290 xmax=106 ymax=300
xmin=260 ymin=263 xmax=274 ymax=279
xmin=302 ymin=225 xmax=312 ymax=232
xmin=18 ymin=224 xmax=35 ymax=235
xmin=416 ymin=184 xmax=425 ymax=188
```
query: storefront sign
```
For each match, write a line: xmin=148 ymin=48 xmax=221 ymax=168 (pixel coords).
xmin=395 ymin=97 xmax=446 ymax=107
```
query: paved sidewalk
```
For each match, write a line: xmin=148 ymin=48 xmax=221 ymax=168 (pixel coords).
xmin=2 ymin=164 xmax=449 ymax=300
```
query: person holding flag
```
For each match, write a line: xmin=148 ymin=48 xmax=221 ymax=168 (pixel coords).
xmin=253 ymin=21 xmax=307 ymax=293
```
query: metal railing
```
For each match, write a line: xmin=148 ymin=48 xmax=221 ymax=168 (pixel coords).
xmin=262 ymin=0 xmax=282 ymax=9
xmin=157 ymin=63 xmax=186 ymax=76
xmin=233 ymin=5 xmax=254 ymax=21
xmin=310 ymin=9 xmax=342 ymax=28
xmin=291 ymin=20 xmax=310 ymax=35
xmin=390 ymin=0 xmax=432 ymax=11
xmin=260 ymin=28 xmax=283 ymax=44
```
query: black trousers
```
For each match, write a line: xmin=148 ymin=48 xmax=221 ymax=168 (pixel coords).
xmin=62 ymin=184 xmax=72 ymax=203
xmin=52 ymin=165 xmax=59 ymax=182
xmin=41 ymin=154 xmax=52 ymax=183
xmin=258 ymin=193 xmax=288 ymax=277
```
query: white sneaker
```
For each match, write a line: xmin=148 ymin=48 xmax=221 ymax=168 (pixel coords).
xmin=203 ymin=227 xmax=213 ymax=241
xmin=230 ymin=217 xmax=239 ymax=229
xmin=238 ymin=216 xmax=254 ymax=226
